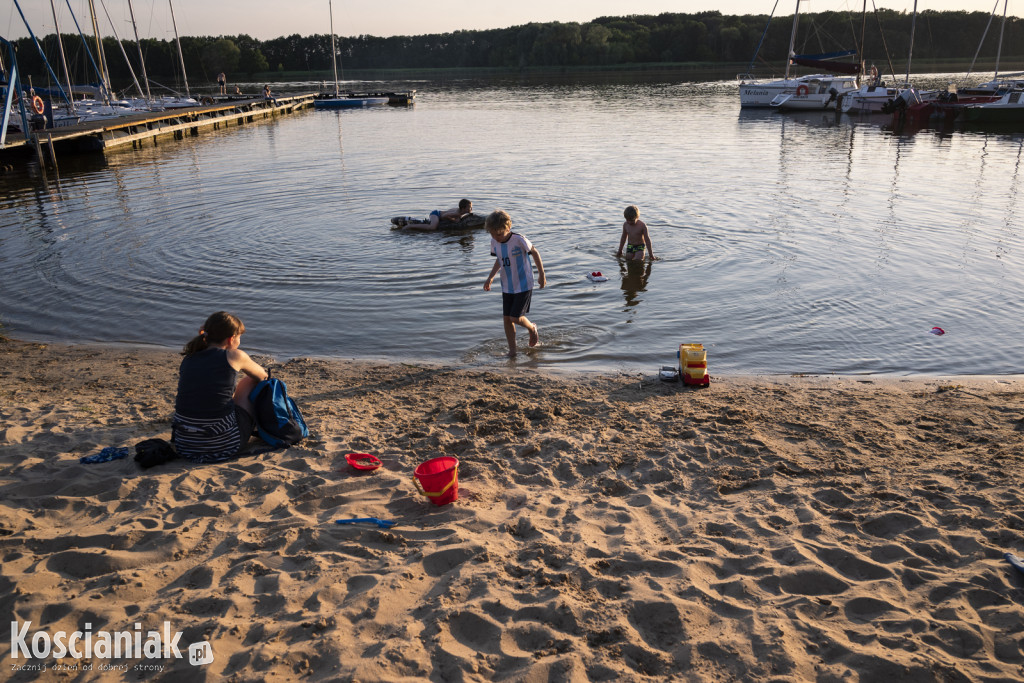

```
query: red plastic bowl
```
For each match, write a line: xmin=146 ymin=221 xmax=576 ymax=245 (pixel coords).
xmin=345 ymin=453 xmax=382 ymax=471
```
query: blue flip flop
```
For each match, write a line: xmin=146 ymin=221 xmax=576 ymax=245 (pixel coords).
xmin=335 ymin=518 xmax=396 ymax=529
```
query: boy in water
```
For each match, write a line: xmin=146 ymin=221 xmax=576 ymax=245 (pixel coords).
xmin=407 ymin=199 xmax=473 ymax=231
xmin=616 ymin=205 xmax=655 ymax=261
xmin=483 ymin=210 xmax=546 ymax=357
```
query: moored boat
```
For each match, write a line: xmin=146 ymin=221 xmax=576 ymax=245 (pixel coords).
xmin=960 ymin=74 xmax=1024 ymax=96
xmin=739 ymin=1 xmax=861 ymax=108
xmin=962 ymin=85 xmax=1024 ymax=123
xmin=314 ymin=0 xmax=414 ymax=111
xmin=769 ymin=75 xmax=859 ymax=110
xmin=314 ymin=93 xmax=390 ymax=109
xmin=841 ymin=82 xmax=901 ymax=114
xmin=889 ymin=87 xmax=996 ymax=126
xmin=741 ymin=73 xmax=837 ymax=108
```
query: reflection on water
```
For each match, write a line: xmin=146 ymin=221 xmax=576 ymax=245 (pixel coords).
xmin=619 ymin=259 xmax=652 ymax=313
xmin=2 ymin=73 xmax=1024 ymax=375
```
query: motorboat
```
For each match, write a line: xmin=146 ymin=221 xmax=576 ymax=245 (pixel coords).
xmin=962 ymin=84 xmax=1024 ymax=123
xmin=888 ymin=86 xmax=998 ymax=126
xmin=960 ymin=75 xmax=1024 ymax=96
xmin=841 ymin=82 xmax=903 ymax=114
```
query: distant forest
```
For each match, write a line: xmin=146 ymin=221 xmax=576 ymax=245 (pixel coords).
xmin=8 ymin=9 xmax=1024 ymax=93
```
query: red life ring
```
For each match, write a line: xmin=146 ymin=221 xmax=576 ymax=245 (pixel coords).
xmin=31 ymin=95 xmax=45 ymax=115
xmin=796 ymin=85 xmax=810 ymax=97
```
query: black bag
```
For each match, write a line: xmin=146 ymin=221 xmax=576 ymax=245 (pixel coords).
xmin=134 ymin=438 xmax=177 ymax=468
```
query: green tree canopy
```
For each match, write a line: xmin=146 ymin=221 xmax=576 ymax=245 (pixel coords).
xmin=11 ymin=8 xmax=1024 ymax=88
xmin=201 ymin=38 xmax=240 ymax=75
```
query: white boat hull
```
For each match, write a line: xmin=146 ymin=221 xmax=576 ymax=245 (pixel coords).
xmin=840 ymin=84 xmax=899 ymax=113
xmin=768 ymin=76 xmax=859 ymax=110
xmin=740 ymin=74 xmax=857 ymax=109
xmin=739 ymin=81 xmax=795 ymax=108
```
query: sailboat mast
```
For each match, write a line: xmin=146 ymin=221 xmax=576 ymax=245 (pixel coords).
xmin=12 ymin=0 xmax=73 ymax=105
xmin=168 ymin=0 xmax=191 ymax=98
xmin=128 ymin=0 xmax=152 ymax=102
xmin=784 ymin=0 xmax=801 ymax=80
xmin=329 ymin=0 xmax=340 ymax=97
xmin=858 ymin=0 xmax=867 ymax=79
xmin=905 ymin=0 xmax=917 ymax=85
xmin=86 ymin=0 xmax=111 ymax=103
xmin=49 ymin=0 xmax=76 ymax=113
xmin=966 ymin=1 xmax=1001 ymax=81
xmin=99 ymin=0 xmax=145 ymax=100
xmin=995 ymin=0 xmax=1008 ymax=79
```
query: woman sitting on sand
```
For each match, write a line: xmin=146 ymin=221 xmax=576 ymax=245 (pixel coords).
xmin=172 ymin=311 xmax=268 ymax=463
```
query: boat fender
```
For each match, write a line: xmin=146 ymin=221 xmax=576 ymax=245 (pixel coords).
xmin=31 ymin=95 xmax=45 ymax=115
xmin=796 ymin=85 xmax=809 ymax=97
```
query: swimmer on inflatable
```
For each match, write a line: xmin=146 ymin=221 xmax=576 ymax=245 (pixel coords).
xmin=395 ymin=199 xmax=473 ymax=231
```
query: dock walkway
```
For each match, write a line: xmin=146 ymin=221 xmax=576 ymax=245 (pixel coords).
xmin=2 ymin=93 xmax=315 ymax=156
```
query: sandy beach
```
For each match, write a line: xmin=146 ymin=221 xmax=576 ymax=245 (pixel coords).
xmin=1 ymin=338 xmax=1023 ymax=681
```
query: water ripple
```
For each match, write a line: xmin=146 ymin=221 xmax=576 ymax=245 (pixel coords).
xmin=2 ymin=76 xmax=1024 ymax=375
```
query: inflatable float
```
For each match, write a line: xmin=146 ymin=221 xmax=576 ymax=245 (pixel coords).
xmin=391 ymin=213 xmax=486 ymax=229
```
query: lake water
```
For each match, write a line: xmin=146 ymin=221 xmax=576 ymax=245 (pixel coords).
xmin=2 ymin=73 xmax=1023 ymax=376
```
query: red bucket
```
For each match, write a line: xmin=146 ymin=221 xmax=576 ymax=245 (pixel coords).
xmin=413 ymin=456 xmax=459 ymax=506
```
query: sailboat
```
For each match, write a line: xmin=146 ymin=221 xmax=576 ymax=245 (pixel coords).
xmin=156 ymin=0 xmax=200 ymax=108
xmin=313 ymin=0 xmax=389 ymax=109
xmin=960 ymin=0 xmax=1024 ymax=96
xmin=842 ymin=1 xmax=920 ymax=114
xmin=739 ymin=0 xmax=861 ymax=108
xmin=893 ymin=0 xmax=1013 ymax=125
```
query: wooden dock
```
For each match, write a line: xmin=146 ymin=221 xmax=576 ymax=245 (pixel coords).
xmin=1 ymin=93 xmax=315 ymax=157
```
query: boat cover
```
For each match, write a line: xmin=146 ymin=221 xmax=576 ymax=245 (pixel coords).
xmin=790 ymin=50 xmax=861 ymax=75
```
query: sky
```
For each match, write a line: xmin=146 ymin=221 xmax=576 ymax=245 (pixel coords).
xmin=3 ymin=1 xmax=1010 ymax=43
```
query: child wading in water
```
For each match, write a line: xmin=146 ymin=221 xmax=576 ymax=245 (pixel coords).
xmin=616 ymin=204 xmax=655 ymax=261
xmin=483 ymin=210 xmax=546 ymax=357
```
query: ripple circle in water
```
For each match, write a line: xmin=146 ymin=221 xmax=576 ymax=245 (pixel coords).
xmin=2 ymin=74 xmax=1023 ymax=375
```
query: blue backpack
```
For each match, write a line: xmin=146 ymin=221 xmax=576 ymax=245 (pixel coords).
xmin=249 ymin=377 xmax=309 ymax=447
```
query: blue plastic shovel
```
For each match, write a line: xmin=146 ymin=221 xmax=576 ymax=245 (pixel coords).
xmin=335 ymin=518 xmax=396 ymax=529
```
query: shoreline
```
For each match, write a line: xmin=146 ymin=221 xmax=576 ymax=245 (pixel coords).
xmin=4 ymin=334 xmax=1023 ymax=383
xmin=1 ymin=338 xmax=1023 ymax=680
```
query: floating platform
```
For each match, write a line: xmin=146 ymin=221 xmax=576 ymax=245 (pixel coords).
xmin=391 ymin=213 xmax=486 ymax=229
xmin=1 ymin=93 xmax=316 ymax=157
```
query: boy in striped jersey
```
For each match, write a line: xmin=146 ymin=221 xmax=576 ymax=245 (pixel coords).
xmin=483 ymin=210 xmax=546 ymax=358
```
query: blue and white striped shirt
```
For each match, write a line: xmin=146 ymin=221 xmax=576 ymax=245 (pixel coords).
xmin=490 ymin=233 xmax=535 ymax=294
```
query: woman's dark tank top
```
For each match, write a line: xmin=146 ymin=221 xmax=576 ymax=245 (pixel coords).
xmin=175 ymin=348 xmax=237 ymax=417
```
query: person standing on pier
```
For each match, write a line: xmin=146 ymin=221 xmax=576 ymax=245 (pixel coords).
xmin=217 ymin=72 xmax=226 ymax=95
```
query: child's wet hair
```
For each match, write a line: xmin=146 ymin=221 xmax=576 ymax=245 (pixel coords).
xmin=459 ymin=198 xmax=472 ymax=211
xmin=624 ymin=205 xmax=640 ymax=220
xmin=485 ymin=210 xmax=511 ymax=233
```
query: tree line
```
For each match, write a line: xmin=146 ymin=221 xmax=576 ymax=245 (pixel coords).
xmin=7 ymin=9 xmax=1023 ymax=94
